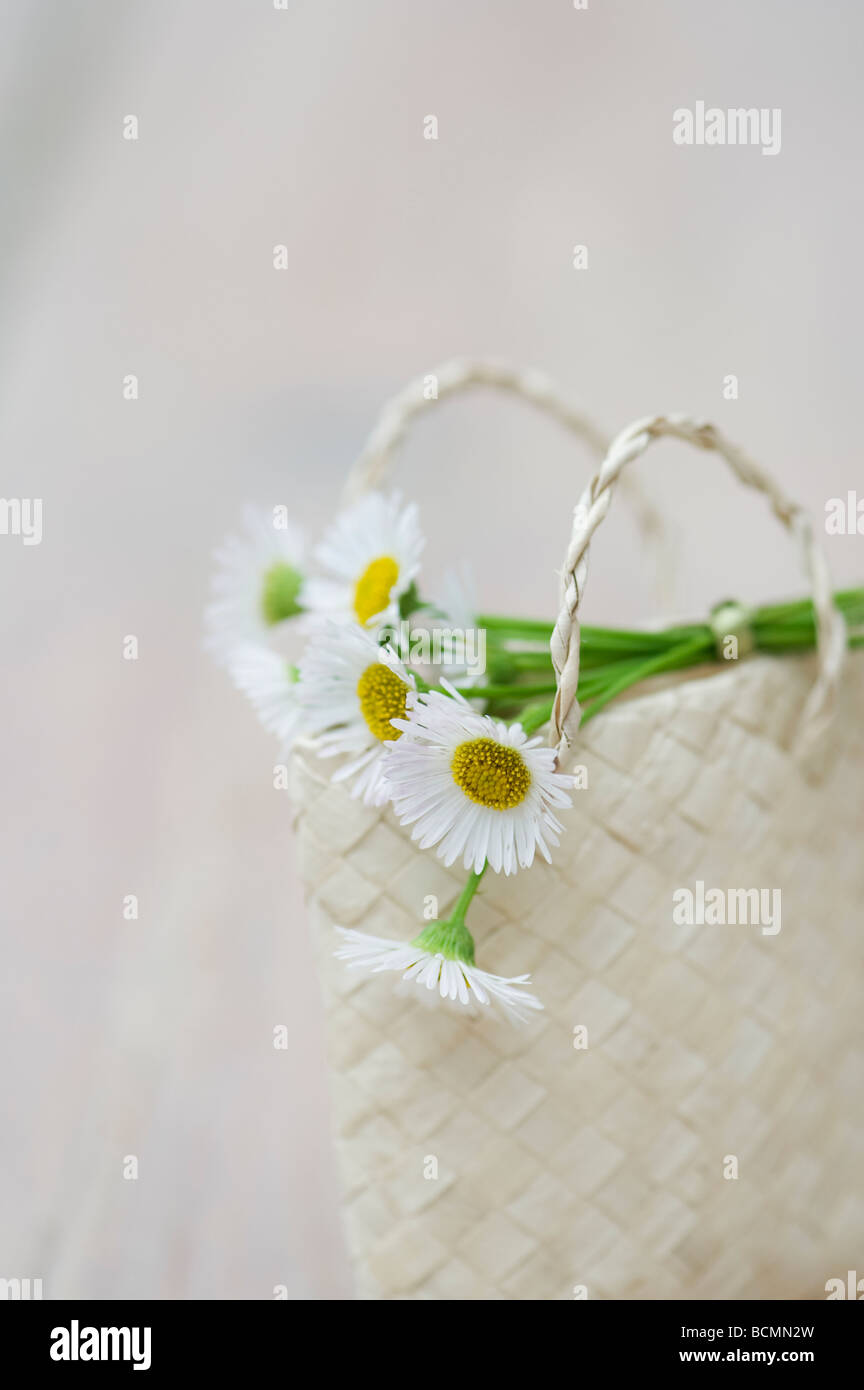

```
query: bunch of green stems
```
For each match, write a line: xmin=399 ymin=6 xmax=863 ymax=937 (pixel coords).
xmin=445 ymin=588 xmax=864 ymax=735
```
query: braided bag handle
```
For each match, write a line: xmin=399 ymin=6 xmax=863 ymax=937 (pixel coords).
xmin=551 ymin=416 xmax=847 ymax=757
xmin=343 ymin=361 xmax=669 ymax=588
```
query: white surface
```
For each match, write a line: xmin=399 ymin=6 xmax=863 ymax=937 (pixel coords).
xmin=1 ymin=0 xmax=861 ymax=1299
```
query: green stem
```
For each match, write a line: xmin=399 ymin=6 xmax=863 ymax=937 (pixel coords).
xmin=450 ymin=865 xmax=486 ymax=924
xmin=435 ymin=588 xmax=864 ymax=735
xmin=410 ymin=866 xmax=487 ymax=963
xmin=578 ymin=653 xmax=664 ymax=684
xmin=485 ymin=650 xmax=555 ymax=669
xmin=481 ymin=617 xmax=681 ymax=650
xmin=520 ymin=699 xmax=555 ymax=735
xmin=477 ymin=614 xmax=553 ymax=636
xmin=454 ymin=681 xmax=559 ymax=700
xmin=580 ymin=636 xmax=713 ymax=726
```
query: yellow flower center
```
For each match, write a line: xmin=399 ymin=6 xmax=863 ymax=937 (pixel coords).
xmin=451 ymin=738 xmax=531 ymax=810
xmin=356 ymin=662 xmax=409 ymax=741
xmin=353 ymin=555 xmax=399 ymax=625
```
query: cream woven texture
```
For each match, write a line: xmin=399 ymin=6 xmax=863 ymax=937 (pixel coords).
xmin=290 ymin=652 xmax=864 ymax=1301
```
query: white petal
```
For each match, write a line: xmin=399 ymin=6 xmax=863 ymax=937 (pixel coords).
xmin=332 ymin=929 xmax=544 ymax=1026
xmin=385 ymin=689 xmax=574 ymax=878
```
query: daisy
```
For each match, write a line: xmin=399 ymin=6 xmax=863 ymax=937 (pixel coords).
xmin=205 ymin=504 xmax=304 ymax=666
xmin=300 ymin=490 xmax=424 ymax=629
xmin=384 ymin=686 xmax=573 ymax=874
xmin=226 ymin=644 xmax=302 ymax=749
xmin=299 ymin=621 xmax=415 ymax=805
xmin=334 ymin=927 xmax=543 ymax=1025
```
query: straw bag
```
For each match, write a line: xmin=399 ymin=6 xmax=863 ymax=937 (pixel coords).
xmin=288 ymin=364 xmax=863 ymax=1301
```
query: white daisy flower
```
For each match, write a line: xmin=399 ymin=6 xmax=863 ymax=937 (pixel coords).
xmin=226 ymin=644 xmax=302 ymax=750
xmin=385 ymin=686 xmax=573 ymax=875
xmin=205 ymin=504 xmax=304 ymax=666
xmin=300 ymin=490 xmax=424 ymax=629
xmin=299 ymin=622 xmax=415 ymax=805
xmin=334 ymin=928 xmax=543 ymax=1025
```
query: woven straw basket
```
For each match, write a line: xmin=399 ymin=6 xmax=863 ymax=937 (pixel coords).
xmin=289 ymin=364 xmax=863 ymax=1300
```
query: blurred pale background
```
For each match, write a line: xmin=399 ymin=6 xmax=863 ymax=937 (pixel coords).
xmin=1 ymin=0 xmax=861 ymax=1298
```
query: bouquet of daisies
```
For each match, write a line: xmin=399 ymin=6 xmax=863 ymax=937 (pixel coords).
xmin=207 ymin=491 xmax=864 ymax=1024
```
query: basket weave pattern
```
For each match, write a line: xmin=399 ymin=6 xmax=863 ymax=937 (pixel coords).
xmin=290 ymin=654 xmax=864 ymax=1300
